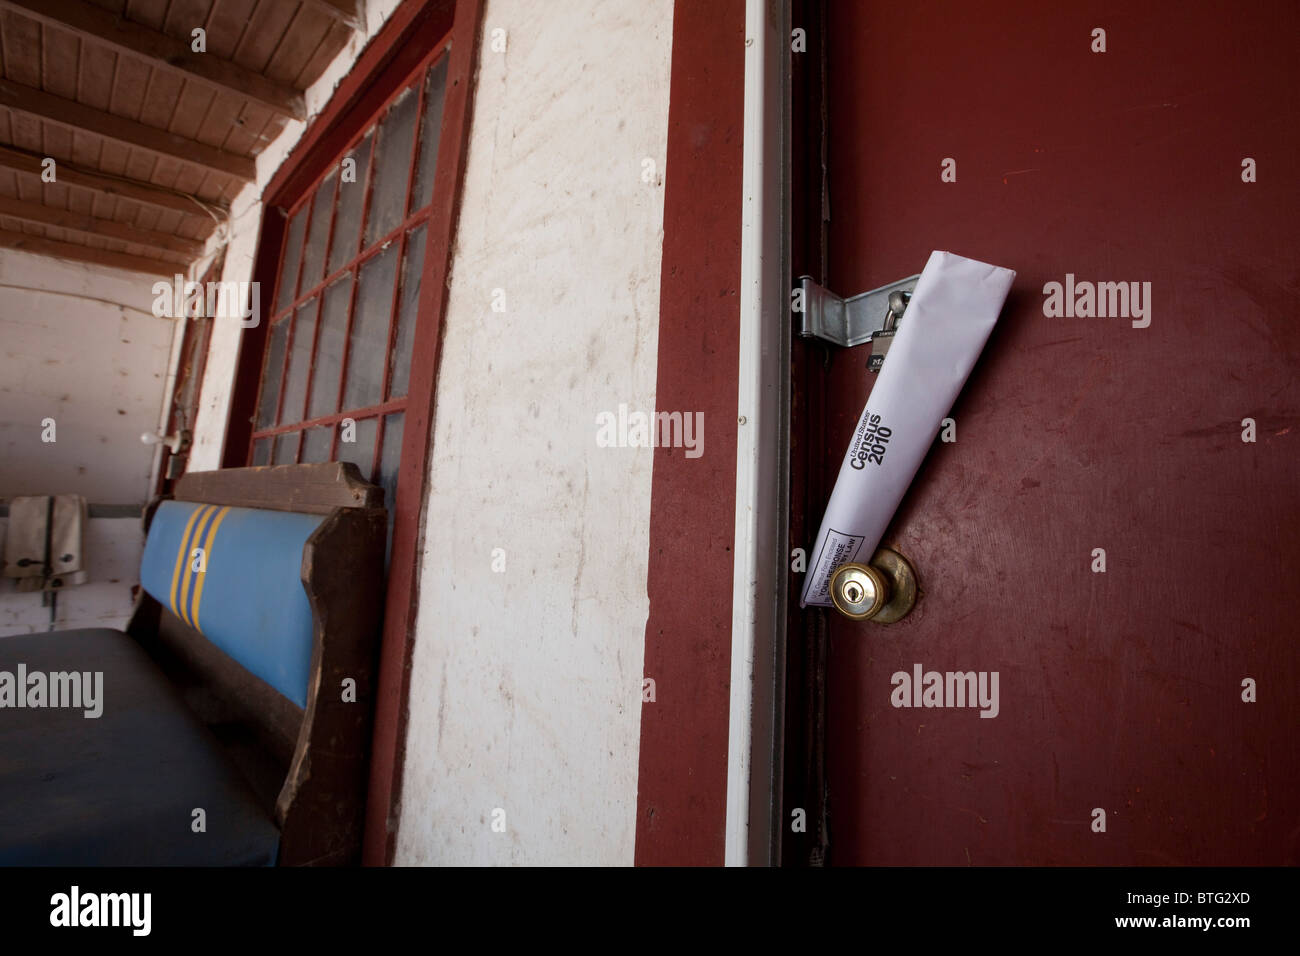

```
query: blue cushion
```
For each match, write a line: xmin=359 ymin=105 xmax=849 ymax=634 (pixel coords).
xmin=139 ymin=501 xmax=324 ymax=707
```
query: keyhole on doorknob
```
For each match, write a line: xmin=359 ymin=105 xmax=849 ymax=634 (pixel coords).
xmin=829 ymin=547 xmax=919 ymax=624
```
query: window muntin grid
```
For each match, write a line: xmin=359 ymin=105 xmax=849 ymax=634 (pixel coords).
xmin=251 ymin=54 xmax=449 ymax=498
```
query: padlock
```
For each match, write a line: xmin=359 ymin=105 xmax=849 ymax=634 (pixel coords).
xmin=867 ymin=290 xmax=910 ymax=372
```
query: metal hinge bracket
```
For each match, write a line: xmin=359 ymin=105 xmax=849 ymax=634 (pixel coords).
xmin=796 ymin=274 xmax=920 ymax=349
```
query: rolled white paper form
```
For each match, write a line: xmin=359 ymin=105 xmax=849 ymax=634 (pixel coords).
xmin=799 ymin=250 xmax=1016 ymax=608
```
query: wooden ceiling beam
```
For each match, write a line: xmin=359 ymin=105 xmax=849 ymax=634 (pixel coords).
xmin=302 ymin=0 xmax=364 ymax=31
xmin=0 ymin=79 xmax=257 ymax=183
xmin=0 ymin=0 xmax=306 ymax=121
xmin=0 ymin=227 xmax=181 ymax=275
xmin=0 ymin=195 xmax=206 ymax=258
xmin=0 ymin=146 xmax=224 ymax=234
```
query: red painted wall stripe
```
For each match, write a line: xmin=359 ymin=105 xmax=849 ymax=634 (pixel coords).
xmin=634 ymin=0 xmax=747 ymax=866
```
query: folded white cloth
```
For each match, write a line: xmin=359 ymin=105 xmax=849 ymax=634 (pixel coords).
xmin=3 ymin=494 xmax=88 ymax=592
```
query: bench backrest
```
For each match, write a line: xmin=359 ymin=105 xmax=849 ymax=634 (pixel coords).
xmin=139 ymin=501 xmax=325 ymax=708
xmin=128 ymin=462 xmax=386 ymax=866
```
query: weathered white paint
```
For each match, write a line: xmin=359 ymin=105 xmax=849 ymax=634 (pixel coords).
xmin=394 ymin=0 xmax=674 ymax=865
xmin=188 ymin=0 xmax=404 ymax=471
xmin=0 ymin=249 xmax=172 ymax=634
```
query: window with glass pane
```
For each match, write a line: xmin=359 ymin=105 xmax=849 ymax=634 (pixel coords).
xmin=250 ymin=51 xmax=450 ymax=539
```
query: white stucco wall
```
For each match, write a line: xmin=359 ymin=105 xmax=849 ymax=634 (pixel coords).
xmin=0 ymin=249 xmax=177 ymax=634
xmin=0 ymin=250 xmax=173 ymax=501
xmin=394 ymin=0 xmax=673 ymax=865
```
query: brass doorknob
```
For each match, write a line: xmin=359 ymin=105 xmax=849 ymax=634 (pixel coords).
xmin=829 ymin=547 xmax=919 ymax=624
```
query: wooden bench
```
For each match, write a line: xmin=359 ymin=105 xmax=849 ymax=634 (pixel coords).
xmin=0 ymin=463 xmax=386 ymax=866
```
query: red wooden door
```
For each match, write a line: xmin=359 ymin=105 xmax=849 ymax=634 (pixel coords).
xmin=803 ymin=0 xmax=1299 ymax=865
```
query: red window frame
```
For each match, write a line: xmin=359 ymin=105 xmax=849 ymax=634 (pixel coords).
xmin=222 ymin=0 xmax=485 ymax=866
xmin=251 ymin=51 xmax=445 ymax=475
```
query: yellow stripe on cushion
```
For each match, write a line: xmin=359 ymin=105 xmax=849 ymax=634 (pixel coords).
xmin=169 ymin=505 xmax=207 ymax=618
xmin=179 ymin=505 xmax=217 ymax=628
xmin=189 ymin=506 xmax=230 ymax=632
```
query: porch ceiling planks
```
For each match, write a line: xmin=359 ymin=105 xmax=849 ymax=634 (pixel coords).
xmin=0 ymin=193 xmax=206 ymax=256
xmin=0 ymin=144 xmax=225 ymax=235
xmin=302 ymin=0 xmax=363 ymax=32
xmin=0 ymin=78 xmax=260 ymax=181
xmin=0 ymin=225 xmax=184 ymax=274
xmin=0 ymin=0 xmax=356 ymax=274
xmin=0 ymin=0 xmax=306 ymax=120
